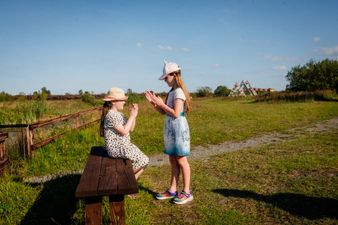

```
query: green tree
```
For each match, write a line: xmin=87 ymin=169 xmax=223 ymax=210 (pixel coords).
xmin=286 ymin=59 xmax=338 ymax=92
xmin=41 ymin=86 xmax=51 ymax=96
xmin=214 ymin=85 xmax=230 ymax=96
xmin=196 ymin=86 xmax=213 ymax=97
xmin=0 ymin=91 xmax=11 ymax=101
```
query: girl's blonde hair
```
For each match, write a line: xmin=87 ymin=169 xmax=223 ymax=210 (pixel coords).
xmin=165 ymin=70 xmax=191 ymax=112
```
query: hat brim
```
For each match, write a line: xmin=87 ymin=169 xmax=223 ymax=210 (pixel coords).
xmin=158 ymin=73 xmax=168 ymax=80
xmin=158 ymin=68 xmax=180 ymax=80
xmin=103 ymin=96 xmax=128 ymax=102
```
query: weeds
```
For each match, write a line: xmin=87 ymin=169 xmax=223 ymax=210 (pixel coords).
xmin=254 ymin=90 xmax=338 ymax=103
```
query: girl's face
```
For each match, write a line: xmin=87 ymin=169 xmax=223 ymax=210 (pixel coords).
xmin=164 ymin=74 xmax=176 ymax=87
xmin=112 ymin=100 xmax=126 ymax=111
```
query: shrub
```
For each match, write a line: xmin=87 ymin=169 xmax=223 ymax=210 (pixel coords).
xmin=80 ymin=91 xmax=101 ymax=106
xmin=214 ymin=85 xmax=230 ymax=96
xmin=196 ymin=87 xmax=213 ymax=97
xmin=254 ymin=90 xmax=338 ymax=102
xmin=0 ymin=92 xmax=13 ymax=102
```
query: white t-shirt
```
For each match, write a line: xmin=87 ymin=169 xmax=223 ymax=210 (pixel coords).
xmin=166 ymin=88 xmax=186 ymax=109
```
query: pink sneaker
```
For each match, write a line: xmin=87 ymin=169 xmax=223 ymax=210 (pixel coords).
xmin=156 ymin=190 xmax=177 ymax=200
xmin=173 ymin=191 xmax=193 ymax=204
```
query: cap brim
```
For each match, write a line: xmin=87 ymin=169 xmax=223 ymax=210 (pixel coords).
xmin=158 ymin=73 xmax=168 ymax=80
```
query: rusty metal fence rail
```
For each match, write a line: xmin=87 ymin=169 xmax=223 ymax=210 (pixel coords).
xmin=0 ymin=106 xmax=102 ymax=160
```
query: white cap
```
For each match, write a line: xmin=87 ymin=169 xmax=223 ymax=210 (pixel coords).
xmin=158 ymin=60 xmax=180 ymax=80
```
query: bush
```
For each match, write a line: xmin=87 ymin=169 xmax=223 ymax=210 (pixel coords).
xmin=80 ymin=91 xmax=101 ymax=106
xmin=196 ymin=87 xmax=213 ymax=97
xmin=0 ymin=92 xmax=12 ymax=102
xmin=214 ymin=85 xmax=230 ymax=96
xmin=254 ymin=90 xmax=338 ymax=102
xmin=127 ymin=93 xmax=143 ymax=104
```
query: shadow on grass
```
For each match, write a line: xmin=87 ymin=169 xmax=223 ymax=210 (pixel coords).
xmin=138 ymin=183 xmax=157 ymax=199
xmin=213 ymin=189 xmax=338 ymax=220
xmin=20 ymin=174 xmax=81 ymax=225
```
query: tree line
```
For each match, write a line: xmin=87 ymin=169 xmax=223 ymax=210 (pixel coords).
xmin=1 ymin=58 xmax=337 ymax=101
xmin=196 ymin=58 xmax=337 ymax=97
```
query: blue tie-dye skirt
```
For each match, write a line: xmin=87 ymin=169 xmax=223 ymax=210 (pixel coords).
xmin=163 ymin=112 xmax=190 ymax=156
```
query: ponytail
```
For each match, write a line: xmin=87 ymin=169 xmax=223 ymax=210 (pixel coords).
xmin=99 ymin=101 xmax=112 ymax=137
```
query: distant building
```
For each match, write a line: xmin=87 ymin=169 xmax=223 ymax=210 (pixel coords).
xmin=229 ymin=80 xmax=257 ymax=97
xmin=229 ymin=80 xmax=276 ymax=97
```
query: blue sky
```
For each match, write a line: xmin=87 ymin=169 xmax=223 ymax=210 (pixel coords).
xmin=1 ymin=0 xmax=338 ymax=95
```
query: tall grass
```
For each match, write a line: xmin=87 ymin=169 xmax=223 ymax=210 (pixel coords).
xmin=254 ymin=90 xmax=338 ymax=102
xmin=0 ymin=99 xmax=94 ymax=125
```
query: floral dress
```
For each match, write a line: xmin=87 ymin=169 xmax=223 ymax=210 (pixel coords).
xmin=104 ymin=110 xmax=149 ymax=170
xmin=163 ymin=88 xmax=190 ymax=156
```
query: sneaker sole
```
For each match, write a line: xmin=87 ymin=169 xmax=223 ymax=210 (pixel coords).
xmin=173 ymin=196 xmax=194 ymax=205
xmin=156 ymin=196 xmax=176 ymax=200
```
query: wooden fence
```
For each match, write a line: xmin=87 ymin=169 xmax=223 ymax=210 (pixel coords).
xmin=0 ymin=106 xmax=102 ymax=159
xmin=0 ymin=132 xmax=8 ymax=175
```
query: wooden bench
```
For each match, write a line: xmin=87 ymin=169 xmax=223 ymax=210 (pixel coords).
xmin=76 ymin=146 xmax=138 ymax=225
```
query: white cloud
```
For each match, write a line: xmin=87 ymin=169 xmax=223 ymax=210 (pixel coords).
xmin=214 ymin=63 xmax=221 ymax=68
xmin=313 ymin=36 xmax=320 ymax=43
xmin=318 ymin=46 xmax=338 ymax=56
xmin=157 ymin=45 xmax=173 ymax=51
xmin=180 ymin=47 xmax=190 ymax=52
xmin=272 ymin=65 xmax=288 ymax=71
xmin=136 ymin=42 xmax=143 ymax=48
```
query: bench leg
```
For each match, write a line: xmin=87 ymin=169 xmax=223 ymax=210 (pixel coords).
xmin=85 ymin=196 xmax=102 ymax=225
xmin=109 ymin=195 xmax=125 ymax=225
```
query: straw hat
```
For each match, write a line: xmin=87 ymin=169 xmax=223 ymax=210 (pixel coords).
xmin=103 ymin=87 xmax=128 ymax=101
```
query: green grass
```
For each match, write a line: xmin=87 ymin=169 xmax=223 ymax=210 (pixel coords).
xmin=126 ymin=130 xmax=338 ymax=225
xmin=6 ymin=98 xmax=337 ymax=176
xmin=134 ymin=98 xmax=338 ymax=152
xmin=0 ymin=98 xmax=337 ymax=224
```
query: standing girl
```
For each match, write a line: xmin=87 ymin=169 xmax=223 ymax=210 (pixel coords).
xmin=100 ymin=87 xmax=149 ymax=180
xmin=145 ymin=61 xmax=193 ymax=204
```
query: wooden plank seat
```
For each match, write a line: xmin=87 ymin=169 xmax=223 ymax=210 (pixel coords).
xmin=76 ymin=146 xmax=138 ymax=225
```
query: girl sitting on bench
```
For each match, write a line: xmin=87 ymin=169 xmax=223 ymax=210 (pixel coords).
xmin=100 ymin=87 xmax=149 ymax=180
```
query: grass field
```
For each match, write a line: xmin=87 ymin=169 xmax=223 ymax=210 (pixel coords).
xmin=0 ymin=98 xmax=337 ymax=224
xmin=133 ymin=130 xmax=338 ymax=225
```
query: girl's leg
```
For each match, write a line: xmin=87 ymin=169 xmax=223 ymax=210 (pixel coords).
xmin=127 ymin=144 xmax=149 ymax=180
xmin=134 ymin=168 xmax=144 ymax=180
xmin=169 ymin=155 xmax=180 ymax=192
xmin=176 ymin=156 xmax=191 ymax=194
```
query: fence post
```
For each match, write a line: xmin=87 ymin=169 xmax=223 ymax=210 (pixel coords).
xmin=25 ymin=125 xmax=32 ymax=159
xmin=73 ymin=114 xmax=79 ymax=129
xmin=0 ymin=133 xmax=9 ymax=176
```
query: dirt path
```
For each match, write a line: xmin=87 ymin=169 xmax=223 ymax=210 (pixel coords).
xmin=24 ymin=117 xmax=338 ymax=183
xmin=149 ymin=117 xmax=338 ymax=167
